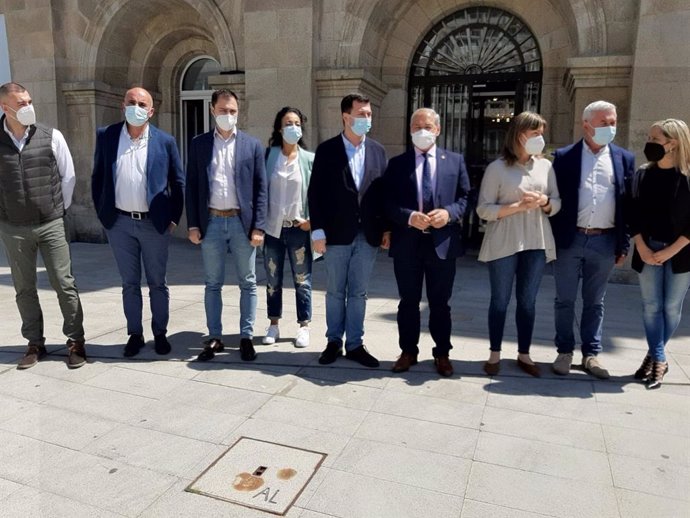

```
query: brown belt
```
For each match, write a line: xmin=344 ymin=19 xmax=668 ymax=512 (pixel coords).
xmin=577 ymin=227 xmax=612 ymax=236
xmin=209 ymin=208 xmax=240 ymax=217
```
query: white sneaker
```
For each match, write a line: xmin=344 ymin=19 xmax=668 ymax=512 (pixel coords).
xmin=295 ymin=327 xmax=310 ymax=348
xmin=262 ymin=325 xmax=280 ymax=345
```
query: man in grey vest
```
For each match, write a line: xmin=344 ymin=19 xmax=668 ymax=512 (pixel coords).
xmin=0 ymin=82 xmax=86 ymax=369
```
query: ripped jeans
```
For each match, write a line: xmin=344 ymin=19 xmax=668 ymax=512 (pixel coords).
xmin=263 ymin=227 xmax=312 ymax=324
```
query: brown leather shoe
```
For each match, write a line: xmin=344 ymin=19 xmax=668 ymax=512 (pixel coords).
xmin=392 ymin=352 xmax=418 ymax=373
xmin=18 ymin=341 xmax=47 ymax=370
xmin=483 ymin=360 xmax=500 ymax=376
xmin=66 ymin=339 xmax=87 ymax=369
xmin=517 ymin=358 xmax=541 ymax=377
xmin=434 ymin=356 xmax=453 ymax=377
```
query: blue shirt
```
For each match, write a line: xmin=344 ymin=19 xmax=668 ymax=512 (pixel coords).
xmin=341 ymin=133 xmax=366 ymax=190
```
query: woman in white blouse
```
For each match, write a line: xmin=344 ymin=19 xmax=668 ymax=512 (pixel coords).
xmin=262 ymin=107 xmax=315 ymax=348
xmin=476 ymin=112 xmax=561 ymax=377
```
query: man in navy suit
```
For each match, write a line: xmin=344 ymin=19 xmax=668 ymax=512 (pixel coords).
xmin=186 ymin=89 xmax=267 ymax=362
xmin=549 ymin=100 xmax=635 ymax=378
xmin=384 ymin=108 xmax=470 ymax=377
xmin=92 ymin=87 xmax=185 ymax=358
xmin=307 ymin=93 xmax=388 ymax=368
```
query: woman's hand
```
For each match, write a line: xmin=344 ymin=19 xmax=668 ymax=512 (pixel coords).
xmin=638 ymin=244 xmax=659 ymax=265
xmin=652 ymin=247 xmax=676 ymax=265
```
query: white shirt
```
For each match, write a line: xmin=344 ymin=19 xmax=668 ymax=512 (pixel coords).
xmin=208 ymin=129 xmax=240 ymax=210
xmin=577 ymin=142 xmax=616 ymax=229
xmin=266 ymin=153 xmax=303 ymax=239
xmin=3 ymin=120 xmax=76 ymax=209
xmin=414 ymin=145 xmax=438 ymax=211
xmin=115 ymin=123 xmax=149 ymax=212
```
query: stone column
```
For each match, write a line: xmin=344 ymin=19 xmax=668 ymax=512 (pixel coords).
xmin=628 ymin=2 xmax=690 ymax=162
xmin=564 ymin=56 xmax=633 ymax=147
xmin=243 ymin=0 xmax=315 ymax=148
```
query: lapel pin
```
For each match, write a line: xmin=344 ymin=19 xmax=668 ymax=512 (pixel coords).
xmin=441 ymin=154 xmax=446 ymax=159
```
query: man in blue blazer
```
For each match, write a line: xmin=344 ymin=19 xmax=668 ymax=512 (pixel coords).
xmin=186 ymin=89 xmax=267 ymax=362
xmin=549 ymin=100 xmax=635 ymax=378
xmin=384 ymin=108 xmax=470 ymax=377
xmin=92 ymin=87 xmax=184 ymax=357
xmin=307 ymin=93 xmax=389 ymax=368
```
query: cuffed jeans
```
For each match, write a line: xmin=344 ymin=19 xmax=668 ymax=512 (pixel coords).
xmin=0 ymin=218 xmax=84 ymax=343
xmin=201 ymin=215 xmax=257 ymax=339
xmin=487 ymin=249 xmax=546 ymax=353
xmin=394 ymin=234 xmax=456 ymax=358
xmin=553 ymin=232 xmax=616 ymax=357
xmin=638 ymin=239 xmax=690 ymax=362
xmin=324 ymin=232 xmax=378 ymax=351
xmin=263 ymin=227 xmax=312 ymax=324
xmin=106 ymin=214 xmax=170 ymax=337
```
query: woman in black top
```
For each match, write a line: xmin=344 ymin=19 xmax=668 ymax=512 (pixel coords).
xmin=628 ymin=118 xmax=690 ymax=389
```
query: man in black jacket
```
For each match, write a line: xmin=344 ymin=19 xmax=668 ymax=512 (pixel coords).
xmin=307 ymin=93 xmax=388 ymax=367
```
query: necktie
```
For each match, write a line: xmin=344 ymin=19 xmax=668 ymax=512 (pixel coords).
xmin=422 ymin=152 xmax=433 ymax=213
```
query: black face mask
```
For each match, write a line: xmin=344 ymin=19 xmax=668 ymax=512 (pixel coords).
xmin=644 ymin=142 xmax=667 ymax=162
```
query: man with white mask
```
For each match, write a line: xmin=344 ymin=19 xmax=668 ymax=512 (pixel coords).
xmin=92 ymin=87 xmax=185 ymax=358
xmin=383 ymin=108 xmax=470 ymax=377
xmin=186 ymin=89 xmax=267 ymax=362
xmin=0 ymin=82 xmax=87 ymax=370
xmin=549 ymin=100 xmax=635 ymax=378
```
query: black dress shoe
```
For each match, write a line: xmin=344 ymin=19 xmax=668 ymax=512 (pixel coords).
xmin=318 ymin=341 xmax=343 ymax=365
xmin=123 ymin=334 xmax=145 ymax=358
xmin=240 ymin=338 xmax=257 ymax=361
xmin=197 ymin=339 xmax=224 ymax=361
xmin=345 ymin=345 xmax=379 ymax=368
xmin=154 ymin=334 xmax=171 ymax=355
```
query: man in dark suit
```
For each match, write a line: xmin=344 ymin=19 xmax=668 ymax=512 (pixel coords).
xmin=307 ymin=93 xmax=388 ymax=367
xmin=92 ymin=87 xmax=184 ymax=358
xmin=384 ymin=108 xmax=470 ymax=377
xmin=549 ymin=100 xmax=635 ymax=378
xmin=186 ymin=89 xmax=267 ymax=362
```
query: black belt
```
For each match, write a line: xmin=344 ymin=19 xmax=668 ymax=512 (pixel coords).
xmin=117 ymin=209 xmax=149 ymax=220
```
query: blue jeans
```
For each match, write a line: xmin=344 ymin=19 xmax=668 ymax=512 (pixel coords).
xmin=324 ymin=232 xmax=378 ymax=351
xmin=201 ymin=215 xmax=257 ymax=339
xmin=105 ymin=214 xmax=170 ymax=337
xmin=638 ymin=239 xmax=690 ymax=361
xmin=553 ymin=232 xmax=616 ymax=356
xmin=263 ymin=227 xmax=312 ymax=323
xmin=487 ymin=250 xmax=546 ymax=353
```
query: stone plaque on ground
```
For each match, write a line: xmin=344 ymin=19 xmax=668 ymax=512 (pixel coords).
xmin=186 ymin=437 xmax=327 ymax=515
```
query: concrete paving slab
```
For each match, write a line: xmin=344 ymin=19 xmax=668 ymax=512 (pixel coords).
xmin=465 ymin=462 xmax=619 ymax=518
xmin=0 ymin=368 xmax=82 ymax=404
xmin=0 ymin=430 xmax=78 ymax=484
xmin=0 ymin=477 xmax=24 ymax=500
xmin=461 ymin=499 xmax=555 ymax=518
xmin=0 ymin=393 xmax=40 ymax=424
xmin=355 ymin=412 xmax=479 ymax=459
xmin=0 ymin=486 xmax=125 ymax=518
xmin=333 ymin=437 xmax=472 ymax=496
xmin=279 ymin=376 xmax=383 ymax=410
xmin=615 ymin=488 xmax=689 ymax=518
xmin=164 ymin=379 xmax=271 ymax=417
xmin=191 ymin=363 xmax=300 ymax=395
xmin=252 ymin=395 xmax=368 ymax=436
xmin=603 ymin=424 xmax=690 ymax=465
xmin=304 ymin=469 xmax=464 ymax=518
xmin=474 ymin=432 xmax=613 ymax=484
xmin=83 ymin=365 xmax=186 ymax=399
xmin=596 ymin=401 xmax=690 ymax=435
xmin=609 ymin=453 xmax=690 ymax=501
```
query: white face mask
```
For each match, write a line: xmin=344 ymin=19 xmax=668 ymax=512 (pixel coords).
xmin=592 ymin=125 xmax=616 ymax=146
xmin=124 ymin=105 xmax=149 ymax=127
xmin=7 ymin=104 xmax=36 ymax=126
xmin=282 ymin=124 xmax=302 ymax=145
xmin=411 ymin=129 xmax=437 ymax=150
xmin=215 ymin=113 xmax=237 ymax=132
xmin=524 ymin=135 xmax=545 ymax=155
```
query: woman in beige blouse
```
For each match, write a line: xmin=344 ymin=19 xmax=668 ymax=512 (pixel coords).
xmin=476 ymin=112 xmax=561 ymax=377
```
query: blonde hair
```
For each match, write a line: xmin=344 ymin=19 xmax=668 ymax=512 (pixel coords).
xmin=649 ymin=118 xmax=690 ymax=176
xmin=502 ymin=111 xmax=546 ymax=166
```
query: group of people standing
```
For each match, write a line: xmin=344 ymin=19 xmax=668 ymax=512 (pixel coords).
xmin=0 ymin=80 xmax=688 ymax=391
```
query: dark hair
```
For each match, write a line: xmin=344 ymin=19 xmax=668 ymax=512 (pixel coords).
xmin=341 ymin=93 xmax=370 ymax=114
xmin=501 ymin=111 xmax=547 ymax=166
xmin=0 ymin=82 xmax=27 ymax=99
xmin=268 ymin=106 xmax=307 ymax=148
xmin=211 ymin=88 xmax=238 ymax=107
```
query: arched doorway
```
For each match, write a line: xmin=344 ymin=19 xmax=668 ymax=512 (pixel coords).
xmin=409 ymin=6 xmax=542 ymax=177
xmin=179 ymin=56 xmax=221 ymax=162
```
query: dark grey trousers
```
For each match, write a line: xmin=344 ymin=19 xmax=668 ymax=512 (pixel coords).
xmin=0 ymin=218 xmax=84 ymax=343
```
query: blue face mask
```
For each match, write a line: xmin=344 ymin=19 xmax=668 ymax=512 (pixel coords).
xmin=351 ymin=116 xmax=371 ymax=137
xmin=592 ymin=125 xmax=616 ymax=146
xmin=125 ymin=105 xmax=149 ymax=127
xmin=282 ymin=124 xmax=302 ymax=145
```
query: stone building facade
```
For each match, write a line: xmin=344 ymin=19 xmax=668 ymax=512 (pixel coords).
xmin=1 ymin=0 xmax=688 ymax=242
